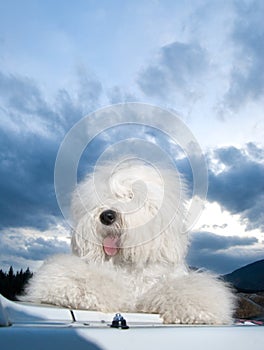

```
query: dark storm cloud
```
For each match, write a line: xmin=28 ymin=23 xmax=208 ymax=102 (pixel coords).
xmin=22 ymin=236 xmax=70 ymax=261
xmin=0 ymin=127 xmax=59 ymax=229
xmin=137 ymin=41 xmax=209 ymax=98
xmin=187 ymin=246 xmax=263 ymax=275
xmin=0 ymin=70 xmax=102 ymax=134
xmin=0 ymin=231 xmax=70 ymax=262
xmin=223 ymin=0 xmax=264 ymax=110
xmin=0 ymin=71 xmax=50 ymax=115
xmin=189 ymin=231 xmax=257 ymax=251
xmin=207 ymin=144 xmax=264 ymax=231
xmin=0 ymin=70 xmax=102 ymax=230
xmin=187 ymin=231 xmax=261 ymax=274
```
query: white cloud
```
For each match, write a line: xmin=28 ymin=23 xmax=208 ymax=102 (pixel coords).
xmin=193 ymin=201 xmax=264 ymax=241
xmin=0 ymin=224 xmax=71 ymax=271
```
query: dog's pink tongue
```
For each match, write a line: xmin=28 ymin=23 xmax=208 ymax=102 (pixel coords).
xmin=103 ymin=237 xmax=119 ymax=256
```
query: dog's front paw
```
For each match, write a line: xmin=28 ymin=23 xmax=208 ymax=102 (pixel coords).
xmin=137 ymin=294 xmax=215 ymax=324
xmin=21 ymin=255 xmax=130 ymax=313
xmin=136 ymin=272 xmax=235 ymax=325
xmin=138 ymin=293 xmax=228 ymax=325
xmin=160 ymin=307 xmax=217 ymax=325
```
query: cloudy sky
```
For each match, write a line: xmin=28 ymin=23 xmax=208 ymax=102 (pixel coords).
xmin=0 ymin=0 xmax=263 ymax=274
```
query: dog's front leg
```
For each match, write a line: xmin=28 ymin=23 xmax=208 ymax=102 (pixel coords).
xmin=20 ymin=254 xmax=128 ymax=312
xmin=136 ymin=271 xmax=235 ymax=324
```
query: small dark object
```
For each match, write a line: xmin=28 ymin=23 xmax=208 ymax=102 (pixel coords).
xmin=110 ymin=313 xmax=129 ymax=329
xmin=100 ymin=210 xmax=117 ymax=225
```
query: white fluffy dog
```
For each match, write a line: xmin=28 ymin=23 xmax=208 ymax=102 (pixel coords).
xmin=22 ymin=162 xmax=235 ymax=324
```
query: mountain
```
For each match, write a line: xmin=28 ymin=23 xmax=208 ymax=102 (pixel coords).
xmin=224 ymin=259 xmax=264 ymax=292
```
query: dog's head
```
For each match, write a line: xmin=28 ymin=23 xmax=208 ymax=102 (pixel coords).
xmin=71 ymin=162 xmax=188 ymax=267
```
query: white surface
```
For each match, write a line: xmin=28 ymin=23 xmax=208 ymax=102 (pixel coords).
xmin=0 ymin=294 xmax=72 ymax=324
xmin=1 ymin=323 xmax=264 ymax=350
xmin=0 ymin=294 xmax=162 ymax=326
xmin=77 ymin=326 xmax=264 ymax=350
xmin=1 ymin=294 xmax=263 ymax=350
xmin=73 ymin=309 xmax=162 ymax=324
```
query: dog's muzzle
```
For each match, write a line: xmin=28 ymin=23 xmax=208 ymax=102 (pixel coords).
xmin=100 ymin=209 xmax=117 ymax=226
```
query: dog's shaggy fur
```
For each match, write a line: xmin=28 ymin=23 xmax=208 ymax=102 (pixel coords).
xmin=22 ymin=163 xmax=235 ymax=324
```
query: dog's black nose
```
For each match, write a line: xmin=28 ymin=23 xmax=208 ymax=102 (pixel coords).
xmin=100 ymin=209 xmax=117 ymax=226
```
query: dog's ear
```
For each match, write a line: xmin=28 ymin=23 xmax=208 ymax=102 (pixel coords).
xmin=71 ymin=229 xmax=82 ymax=256
xmin=71 ymin=216 xmax=92 ymax=257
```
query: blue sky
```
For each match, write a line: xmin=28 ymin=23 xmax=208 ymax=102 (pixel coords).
xmin=0 ymin=0 xmax=263 ymax=274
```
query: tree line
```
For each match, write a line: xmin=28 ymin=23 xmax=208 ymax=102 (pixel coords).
xmin=0 ymin=266 xmax=33 ymax=300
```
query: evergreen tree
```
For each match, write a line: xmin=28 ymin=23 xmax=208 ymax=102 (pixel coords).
xmin=0 ymin=266 xmax=33 ymax=300
xmin=8 ymin=266 xmax=14 ymax=278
